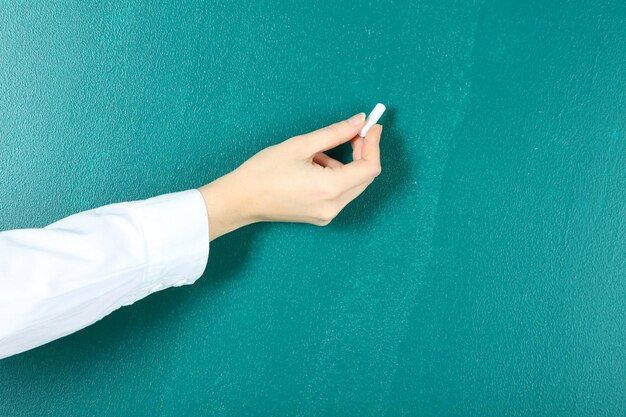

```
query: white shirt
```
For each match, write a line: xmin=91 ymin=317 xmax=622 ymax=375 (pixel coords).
xmin=0 ymin=189 xmax=210 ymax=359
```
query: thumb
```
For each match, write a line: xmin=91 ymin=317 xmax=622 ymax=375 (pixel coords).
xmin=295 ymin=113 xmax=365 ymax=156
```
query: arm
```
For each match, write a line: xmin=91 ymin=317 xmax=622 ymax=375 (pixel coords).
xmin=0 ymin=190 xmax=209 ymax=359
xmin=0 ymin=113 xmax=382 ymax=359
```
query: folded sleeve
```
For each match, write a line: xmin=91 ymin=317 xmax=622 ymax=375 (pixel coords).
xmin=0 ymin=189 xmax=210 ymax=359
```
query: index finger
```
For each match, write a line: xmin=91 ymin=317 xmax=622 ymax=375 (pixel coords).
xmin=291 ymin=113 xmax=366 ymax=157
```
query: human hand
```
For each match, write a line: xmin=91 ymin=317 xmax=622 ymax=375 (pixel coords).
xmin=198 ymin=112 xmax=383 ymax=241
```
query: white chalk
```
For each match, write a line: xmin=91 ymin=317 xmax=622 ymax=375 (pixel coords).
xmin=359 ymin=103 xmax=386 ymax=137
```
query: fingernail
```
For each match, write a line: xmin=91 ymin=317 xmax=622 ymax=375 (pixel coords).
xmin=348 ymin=112 xmax=365 ymax=126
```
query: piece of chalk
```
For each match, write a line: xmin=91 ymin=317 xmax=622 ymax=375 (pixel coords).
xmin=359 ymin=103 xmax=386 ymax=137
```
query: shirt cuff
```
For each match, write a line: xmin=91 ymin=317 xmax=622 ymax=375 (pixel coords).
xmin=131 ymin=189 xmax=210 ymax=289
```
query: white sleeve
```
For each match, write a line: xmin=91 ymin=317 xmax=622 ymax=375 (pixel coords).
xmin=0 ymin=189 xmax=210 ymax=360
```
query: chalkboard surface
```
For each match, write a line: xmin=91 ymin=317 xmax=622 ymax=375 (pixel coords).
xmin=1 ymin=1 xmax=625 ymax=415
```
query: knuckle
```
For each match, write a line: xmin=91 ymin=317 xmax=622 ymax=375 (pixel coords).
xmin=315 ymin=218 xmax=332 ymax=227
xmin=316 ymin=202 xmax=339 ymax=224
xmin=371 ymin=164 xmax=382 ymax=177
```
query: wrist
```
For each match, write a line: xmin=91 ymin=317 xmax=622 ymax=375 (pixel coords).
xmin=198 ymin=173 xmax=256 ymax=241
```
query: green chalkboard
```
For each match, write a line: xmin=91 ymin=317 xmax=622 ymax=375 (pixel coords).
xmin=1 ymin=1 xmax=625 ymax=415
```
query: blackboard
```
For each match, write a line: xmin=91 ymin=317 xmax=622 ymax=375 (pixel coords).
xmin=1 ymin=1 xmax=625 ymax=415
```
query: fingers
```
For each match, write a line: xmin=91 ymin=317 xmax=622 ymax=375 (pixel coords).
xmin=361 ymin=124 xmax=382 ymax=165
xmin=350 ymin=136 xmax=363 ymax=160
xmin=293 ymin=112 xmax=365 ymax=156
xmin=313 ymin=152 xmax=343 ymax=168
xmin=334 ymin=124 xmax=383 ymax=189
xmin=307 ymin=123 xmax=383 ymax=226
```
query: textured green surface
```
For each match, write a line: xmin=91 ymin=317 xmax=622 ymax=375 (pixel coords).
xmin=1 ymin=1 xmax=625 ymax=415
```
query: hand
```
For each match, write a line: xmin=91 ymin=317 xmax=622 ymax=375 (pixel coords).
xmin=198 ymin=112 xmax=383 ymax=241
